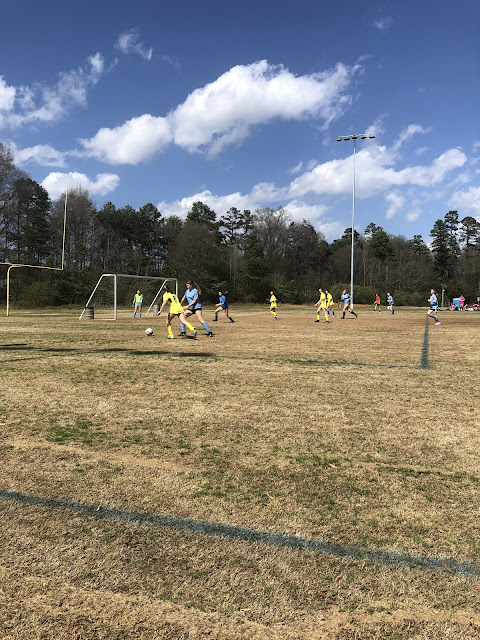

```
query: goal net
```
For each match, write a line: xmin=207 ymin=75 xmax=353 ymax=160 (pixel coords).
xmin=79 ymin=273 xmax=178 ymax=320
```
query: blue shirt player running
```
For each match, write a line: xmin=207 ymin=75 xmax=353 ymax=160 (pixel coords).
xmin=427 ymin=289 xmax=441 ymax=325
xmin=214 ymin=291 xmax=234 ymax=323
xmin=180 ymin=280 xmax=214 ymax=337
xmin=341 ymin=289 xmax=358 ymax=319
xmin=387 ymin=292 xmax=395 ymax=315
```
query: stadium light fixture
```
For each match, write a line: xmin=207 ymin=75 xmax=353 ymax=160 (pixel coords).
xmin=336 ymin=134 xmax=375 ymax=309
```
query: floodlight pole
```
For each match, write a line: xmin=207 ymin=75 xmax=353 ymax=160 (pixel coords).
xmin=336 ymin=134 xmax=375 ymax=308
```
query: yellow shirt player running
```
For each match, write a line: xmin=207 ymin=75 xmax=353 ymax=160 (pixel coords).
xmin=269 ymin=291 xmax=278 ymax=319
xmin=325 ymin=289 xmax=335 ymax=319
xmin=157 ymin=285 xmax=197 ymax=339
xmin=314 ymin=288 xmax=329 ymax=323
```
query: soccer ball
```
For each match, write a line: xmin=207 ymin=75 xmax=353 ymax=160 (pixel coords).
xmin=145 ymin=328 xmax=154 ymax=336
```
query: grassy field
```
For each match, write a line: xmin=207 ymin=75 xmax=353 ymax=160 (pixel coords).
xmin=0 ymin=304 xmax=479 ymax=639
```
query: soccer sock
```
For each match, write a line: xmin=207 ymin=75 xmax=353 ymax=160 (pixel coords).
xmin=317 ymin=313 xmax=320 ymax=321
xmin=180 ymin=322 xmax=186 ymax=332
xmin=167 ymin=325 xmax=174 ymax=338
xmin=324 ymin=311 xmax=329 ymax=322
xmin=270 ymin=309 xmax=276 ymax=317
xmin=342 ymin=312 xmax=345 ymax=318
xmin=332 ymin=311 xmax=335 ymax=317
xmin=202 ymin=321 xmax=211 ymax=332
xmin=186 ymin=322 xmax=195 ymax=332
xmin=139 ymin=313 xmax=142 ymax=318
xmin=133 ymin=312 xmax=136 ymax=318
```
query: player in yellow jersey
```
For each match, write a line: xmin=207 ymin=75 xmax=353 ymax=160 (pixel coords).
xmin=314 ymin=288 xmax=329 ymax=323
xmin=325 ymin=289 xmax=335 ymax=319
xmin=157 ymin=285 xmax=197 ymax=339
xmin=268 ymin=291 xmax=278 ymax=318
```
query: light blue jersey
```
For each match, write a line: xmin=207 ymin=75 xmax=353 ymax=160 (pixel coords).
xmin=341 ymin=292 xmax=351 ymax=304
xmin=184 ymin=287 xmax=201 ymax=310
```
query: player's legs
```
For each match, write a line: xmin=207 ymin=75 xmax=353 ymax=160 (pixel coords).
xmin=195 ymin=309 xmax=213 ymax=335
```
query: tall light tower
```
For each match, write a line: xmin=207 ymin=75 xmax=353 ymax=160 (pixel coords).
xmin=336 ymin=134 xmax=375 ymax=308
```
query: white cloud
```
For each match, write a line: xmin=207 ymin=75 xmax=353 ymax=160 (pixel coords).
xmin=385 ymin=192 xmax=405 ymax=219
xmin=0 ymin=53 xmax=105 ymax=130
xmin=415 ymin=146 xmax=430 ymax=156
xmin=406 ymin=209 xmax=421 ymax=222
xmin=115 ymin=28 xmax=153 ymax=61
xmin=392 ymin=124 xmax=430 ymax=151
xmin=41 ymin=171 xmax=119 ymax=200
xmin=289 ymin=161 xmax=303 ymax=174
xmin=78 ymin=60 xmax=359 ymax=164
xmin=170 ymin=61 xmax=358 ymax=156
xmin=78 ymin=114 xmax=172 ymax=164
xmin=0 ymin=76 xmax=16 ymax=111
xmin=473 ymin=140 xmax=480 ymax=152
xmin=287 ymin=145 xmax=467 ymax=199
xmin=449 ymin=186 xmax=480 ymax=215
xmin=11 ymin=143 xmax=66 ymax=167
xmin=373 ymin=17 xmax=393 ymax=31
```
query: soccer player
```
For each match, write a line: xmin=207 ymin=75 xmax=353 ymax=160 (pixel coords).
xmin=132 ymin=290 xmax=143 ymax=319
xmin=269 ymin=291 xmax=278 ymax=319
xmin=180 ymin=280 xmax=214 ymax=337
xmin=325 ymin=289 xmax=335 ymax=319
xmin=387 ymin=292 xmax=395 ymax=315
xmin=314 ymin=288 xmax=329 ymax=323
xmin=214 ymin=291 xmax=234 ymax=323
xmin=374 ymin=293 xmax=381 ymax=312
xmin=341 ymin=289 xmax=358 ymax=319
xmin=157 ymin=285 xmax=196 ymax=339
xmin=427 ymin=289 xmax=441 ymax=325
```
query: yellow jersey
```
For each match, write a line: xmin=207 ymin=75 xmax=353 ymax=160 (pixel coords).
xmin=163 ymin=291 xmax=183 ymax=315
xmin=270 ymin=294 xmax=277 ymax=307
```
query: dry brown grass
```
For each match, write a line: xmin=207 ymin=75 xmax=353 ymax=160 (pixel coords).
xmin=1 ymin=305 xmax=480 ymax=639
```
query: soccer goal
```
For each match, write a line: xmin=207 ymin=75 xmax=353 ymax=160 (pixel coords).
xmin=79 ymin=273 xmax=178 ymax=320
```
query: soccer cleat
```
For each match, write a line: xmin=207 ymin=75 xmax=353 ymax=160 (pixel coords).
xmin=315 ymin=319 xmax=320 ymax=323
xmin=230 ymin=318 xmax=235 ymax=323
xmin=436 ymin=321 xmax=441 ymax=325
xmin=207 ymin=332 xmax=214 ymax=337
xmin=178 ymin=331 xmax=187 ymax=337
xmin=213 ymin=316 xmax=218 ymax=321
xmin=166 ymin=335 xmax=174 ymax=339
xmin=192 ymin=329 xmax=197 ymax=338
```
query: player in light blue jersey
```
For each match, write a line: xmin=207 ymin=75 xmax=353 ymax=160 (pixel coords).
xmin=427 ymin=289 xmax=441 ymax=324
xmin=341 ymin=289 xmax=358 ymax=319
xmin=180 ymin=280 xmax=214 ymax=337
xmin=387 ymin=292 xmax=395 ymax=315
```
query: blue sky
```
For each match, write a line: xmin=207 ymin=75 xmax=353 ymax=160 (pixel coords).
xmin=1 ymin=0 xmax=479 ymax=241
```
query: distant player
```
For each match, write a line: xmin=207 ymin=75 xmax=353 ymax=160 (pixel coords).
xmin=341 ymin=289 xmax=358 ymax=319
xmin=427 ymin=289 xmax=441 ymax=325
xmin=387 ymin=292 xmax=395 ymax=315
xmin=157 ymin=284 xmax=197 ymax=339
xmin=214 ymin=291 xmax=234 ymax=323
xmin=374 ymin=293 xmax=381 ymax=312
xmin=314 ymin=288 xmax=329 ymax=323
xmin=325 ymin=289 xmax=335 ymax=319
xmin=132 ymin=290 xmax=143 ymax=319
xmin=269 ymin=291 xmax=278 ymax=319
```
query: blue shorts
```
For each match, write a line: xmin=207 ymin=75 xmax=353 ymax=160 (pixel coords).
xmin=220 ymin=303 xmax=228 ymax=309
xmin=430 ymin=305 xmax=438 ymax=311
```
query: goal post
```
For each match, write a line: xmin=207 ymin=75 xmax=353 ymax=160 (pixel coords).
xmin=79 ymin=273 xmax=178 ymax=320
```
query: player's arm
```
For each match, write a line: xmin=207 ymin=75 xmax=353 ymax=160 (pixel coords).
xmin=157 ymin=299 xmax=167 ymax=315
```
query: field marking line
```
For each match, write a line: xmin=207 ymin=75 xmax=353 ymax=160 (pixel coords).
xmin=1 ymin=488 xmax=479 ymax=580
xmin=420 ymin=319 xmax=431 ymax=370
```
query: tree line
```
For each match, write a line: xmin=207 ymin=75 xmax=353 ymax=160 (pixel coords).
xmin=1 ymin=141 xmax=479 ymax=307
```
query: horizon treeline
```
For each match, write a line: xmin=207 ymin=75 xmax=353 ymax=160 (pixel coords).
xmin=1 ymin=141 xmax=480 ymax=307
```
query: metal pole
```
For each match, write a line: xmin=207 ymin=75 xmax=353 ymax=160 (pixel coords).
xmin=351 ymin=138 xmax=356 ymax=309
xmin=114 ymin=274 xmax=117 ymax=320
